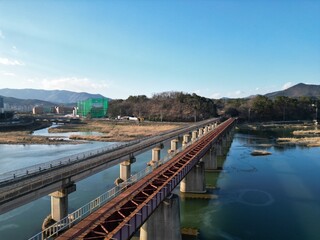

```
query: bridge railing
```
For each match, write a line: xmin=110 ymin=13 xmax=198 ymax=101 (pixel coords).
xmin=0 ymin=138 xmax=152 ymax=184
xmin=28 ymin=137 xmax=198 ymax=240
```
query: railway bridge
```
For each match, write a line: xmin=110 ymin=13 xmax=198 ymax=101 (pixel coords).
xmin=39 ymin=118 xmax=234 ymax=240
xmin=0 ymin=117 xmax=235 ymax=240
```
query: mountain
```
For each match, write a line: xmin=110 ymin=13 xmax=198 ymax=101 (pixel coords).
xmin=1 ymin=95 xmax=55 ymax=106
xmin=0 ymin=88 xmax=106 ymax=104
xmin=265 ymin=83 xmax=320 ymax=99
xmin=0 ymin=95 xmax=57 ymax=112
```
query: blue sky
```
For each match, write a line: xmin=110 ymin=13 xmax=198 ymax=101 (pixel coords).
xmin=0 ymin=0 xmax=319 ymax=99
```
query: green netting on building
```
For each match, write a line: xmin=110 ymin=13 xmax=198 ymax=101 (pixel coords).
xmin=77 ymin=98 xmax=108 ymax=118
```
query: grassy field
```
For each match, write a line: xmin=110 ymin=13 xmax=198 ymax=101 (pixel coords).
xmin=49 ymin=120 xmax=182 ymax=142
xmin=0 ymin=120 xmax=182 ymax=144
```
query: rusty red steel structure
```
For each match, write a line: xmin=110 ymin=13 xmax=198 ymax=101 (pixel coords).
xmin=57 ymin=118 xmax=235 ymax=240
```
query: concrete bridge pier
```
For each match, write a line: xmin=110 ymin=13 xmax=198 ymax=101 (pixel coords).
xmin=119 ymin=154 xmax=136 ymax=181
xmin=203 ymin=126 xmax=208 ymax=135
xmin=140 ymin=193 xmax=181 ymax=240
xmin=182 ymin=134 xmax=190 ymax=149
xmin=49 ymin=184 xmax=76 ymax=222
xmin=180 ymin=161 xmax=206 ymax=193
xmin=203 ymin=148 xmax=217 ymax=170
xmin=180 ymin=132 xmax=206 ymax=193
xmin=191 ymin=130 xmax=198 ymax=142
xmin=168 ymin=139 xmax=179 ymax=155
xmin=198 ymin=128 xmax=203 ymax=138
xmin=148 ymin=147 xmax=162 ymax=167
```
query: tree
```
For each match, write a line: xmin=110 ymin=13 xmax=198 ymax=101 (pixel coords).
xmin=251 ymin=95 xmax=273 ymax=121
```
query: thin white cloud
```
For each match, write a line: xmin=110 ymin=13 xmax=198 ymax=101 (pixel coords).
xmin=41 ymin=77 xmax=110 ymax=94
xmin=282 ymin=82 xmax=292 ymax=90
xmin=210 ymin=92 xmax=222 ymax=99
xmin=225 ymin=90 xmax=246 ymax=98
xmin=234 ymin=90 xmax=243 ymax=96
xmin=0 ymin=30 xmax=4 ymax=39
xmin=1 ymin=72 xmax=15 ymax=77
xmin=193 ymin=89 xmax=201 ymax=95
xmin=0 ymin=57 xmax=24 ymax=66
xmin=12 ymin=46 xmax=18 ymax=53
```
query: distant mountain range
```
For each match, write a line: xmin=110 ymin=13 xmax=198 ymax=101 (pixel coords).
xmin=265 ymin=83 xmax=320 ymax=99
xmin=1 ymin=95 xmax=55 ymax=106
xmin=0 ymin=84 xmax=319 ymax=113
xmin=0 ymin=88 xmax=106 ymax=104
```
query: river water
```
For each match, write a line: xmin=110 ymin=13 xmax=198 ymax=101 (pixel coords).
xmin=0 ymin=127 xmax=319 ymax=239
xmin=180 ymin=130 xmax=320 ymax=240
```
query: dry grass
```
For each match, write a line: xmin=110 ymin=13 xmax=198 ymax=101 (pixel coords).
xmin=293 ymin=129 xmax=320 ymax=136
xmin=280 ymin=128 xmax=320 ymax=147
xmin=0 ymin=120 xmax=182 ymax=144
xmin=277 ymin=137 xmax=320 ymax=147
xmin=50 ymin=120 xmax=181 ymax=142
xmin=70 ymin=125 xmax=179 ymax=141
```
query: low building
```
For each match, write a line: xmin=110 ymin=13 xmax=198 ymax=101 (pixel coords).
xmin=55 ymin=106 xmax=75 ymax=115
xmin=32 ymin=106 xmax=44 ymax=114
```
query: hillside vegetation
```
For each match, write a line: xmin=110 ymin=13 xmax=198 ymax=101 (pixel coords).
xmin=108 ymin=92 xmax=218 ymax=122
xmin=220 ymin=95 xmax=319 ymax=122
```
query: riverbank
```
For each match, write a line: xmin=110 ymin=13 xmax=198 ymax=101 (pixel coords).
xmin=0 ymin=120 xmax=182 ymax=144
xmin=50 ymin=120 xmax=182 ymax=142
xmin=0 ymin=131 xmax=83 ymax=144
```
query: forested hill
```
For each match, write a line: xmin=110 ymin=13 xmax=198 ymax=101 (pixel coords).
xmin=265 ymin=83 xmax=320 ymax=99
xmin=108 ymin=92 xmax=218 ymax=122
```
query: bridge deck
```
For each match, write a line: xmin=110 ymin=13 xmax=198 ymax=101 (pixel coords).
xmin=57 ymin=118 xmax=235 ymax=240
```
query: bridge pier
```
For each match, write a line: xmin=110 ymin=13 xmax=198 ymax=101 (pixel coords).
xmin=204 ymin=125 xmax=209 ymax=134
xmin=198 ymin=128 xmax=203 ymax=137
xmin=203 ymin=147 xmax=217 ymax=170
xmin=191 ymin=130 xmax=197 ymax=142
xmin=152 ymin=147 xmax=161 ymax=161
xmin=168 ymin=139 xmax=179 ymax=155
xmin=182 ymin=134 xmax=190 ymax=148
xmin=180 ymin=161 xmax=206 ymax=193
xmin=140 ymin=193 xmax=181 ymax=240
xmin=119 ymin=155 xmax=136 ymax=181
xmin=180 ymin=133 xmax=206 ymax=193
xmin=148 ymin=147 xmax=162 ymax=167
xmin=49 ymin=184 xmax=76 ymax=222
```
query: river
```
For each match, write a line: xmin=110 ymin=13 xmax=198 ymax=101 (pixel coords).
xmin=0 ymin=126 xmax=319 ymax=239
